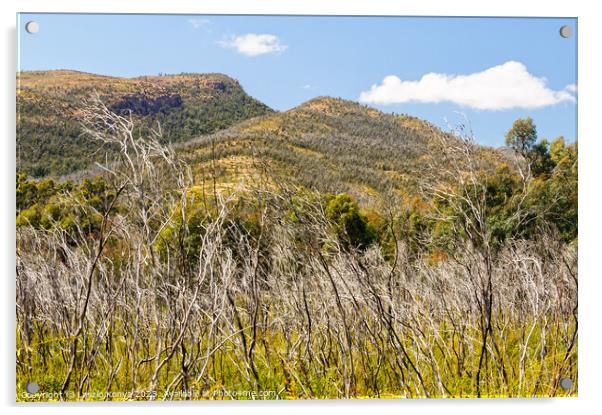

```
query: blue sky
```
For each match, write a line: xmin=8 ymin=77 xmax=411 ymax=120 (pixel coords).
xmin=17 ymin=13 xmax=577 ymax=147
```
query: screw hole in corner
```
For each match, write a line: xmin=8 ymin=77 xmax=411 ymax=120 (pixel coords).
xmin=559 ymin=25 xmax=572 ymax=39
xmin=25 ymin=21 xmax=39 ymax=34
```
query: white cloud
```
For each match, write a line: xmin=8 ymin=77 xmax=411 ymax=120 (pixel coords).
xmin=219 ymin=33 xmax=287 ymax=57
xmin=359 ymin=61 xmax=575 ymax=110
xmin=189 ymin=18 xmax=210 ymax=29
xmin=302 ymin=84 xmax=311 ymax=89
xmin=565 ymin=83 xmax=578 ymax=93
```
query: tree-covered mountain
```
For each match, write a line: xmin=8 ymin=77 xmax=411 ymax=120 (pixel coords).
xmin=17 ymin=70 xmax=274 ymax=176
xmin=179 ymin=96 xmax=504 ymax=207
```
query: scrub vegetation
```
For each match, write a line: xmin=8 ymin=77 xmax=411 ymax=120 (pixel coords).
xmin=16 ymin=75 xmax=577 ymax=400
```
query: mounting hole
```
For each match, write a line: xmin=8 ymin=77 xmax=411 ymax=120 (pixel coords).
xmin=25 ymin=21 xmax=39 ymax=34
xmin=559 ymin=25 xmax=572 ymax=38
xmin=25 ymin=381 xmax=39 ymax=394
xmin=559 ymin=377 xmax=573 ymax=390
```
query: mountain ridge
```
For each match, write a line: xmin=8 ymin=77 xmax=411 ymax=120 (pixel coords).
xmin=17 ymin=70 xmax=274 ymax=176
xmin=179 ymin=91 xmax=504 ymax=207
xmin=17 ymin=70 xmax=505 ymax=208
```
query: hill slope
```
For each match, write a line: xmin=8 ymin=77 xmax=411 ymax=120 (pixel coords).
xmin=17 ymin=70 xmax=274 ymax=176
xmin=180 ymin=96 xmax=503 ymax=206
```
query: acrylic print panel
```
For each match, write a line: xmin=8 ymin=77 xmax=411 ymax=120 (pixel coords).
xmin=16 ymin=13 xmax=577 ymax=401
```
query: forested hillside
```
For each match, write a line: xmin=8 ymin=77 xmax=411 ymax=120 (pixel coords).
xmin=17 ymin=70 xmax=274 ymax=176
xmin=179 ymin=96 xmax=507 ymax=207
